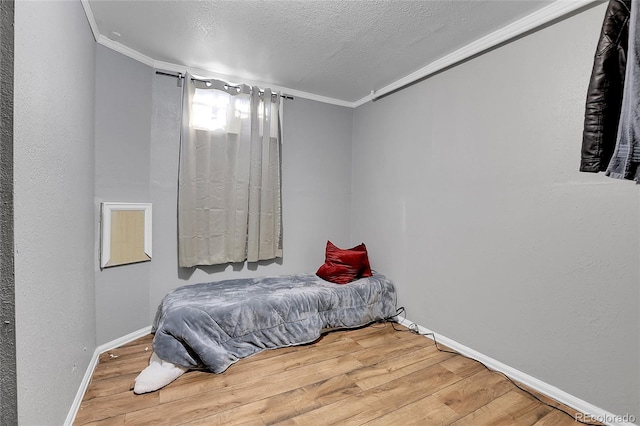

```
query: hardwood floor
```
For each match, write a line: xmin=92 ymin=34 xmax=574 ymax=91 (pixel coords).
xmin=74 ymin=323 xmax=592 ymax=425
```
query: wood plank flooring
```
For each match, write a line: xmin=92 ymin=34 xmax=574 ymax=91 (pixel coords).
xmin=74 ymin=323 xmax=593 ymax=425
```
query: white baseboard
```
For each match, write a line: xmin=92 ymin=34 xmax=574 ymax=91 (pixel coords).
xmin=64 ymin=326 xmax=153 ymax=426
xmin=396 ymin=316 xmax=637 ymax=426
xmin=64 ymin=319 xmax=637 ymax=426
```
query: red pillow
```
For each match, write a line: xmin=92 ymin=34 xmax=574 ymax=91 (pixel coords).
xmin=342 ymin=242 xmax=373 ymax=277
xmin=316 ymin=251 xmax=366 ymax=284
xmin=316 ymin=241 xmax=373 ymax=284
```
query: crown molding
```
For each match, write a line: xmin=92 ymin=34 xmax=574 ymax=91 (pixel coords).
xmin=83 ymin=0 xmax=601 ymax=109
xmin=81 ymin=0 xmax=352 ymax=107
xmin=98 ymin=35 xmax=156 ymax=68
xmin=80 ymin=0 xmax=98 ymax=42
xmin=353 ymin=0 xmax=602 ymax=107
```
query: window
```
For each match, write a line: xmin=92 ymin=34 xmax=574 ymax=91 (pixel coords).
xmin=178 ymin=75 xmax=283 ymax=267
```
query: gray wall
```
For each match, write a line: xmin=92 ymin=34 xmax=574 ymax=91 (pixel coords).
xmin=94 ymin=45 xmax=152 ymax=344
xmin=14 ymin=2 xmax=633 ymax=421
xmin=352 ymin=3 xmax=639 ymax=419
xmin=13 ymin=1 xmax=97 ymax=424
xmin=94 ymin=67 xmax=354 ymax=343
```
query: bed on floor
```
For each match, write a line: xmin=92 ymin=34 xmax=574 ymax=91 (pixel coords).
xmin=134 ymin=271 xmax=397 ymax=393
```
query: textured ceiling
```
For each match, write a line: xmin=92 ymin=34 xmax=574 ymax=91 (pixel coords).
xmin=87 ymin=0 xmax=555 ymax=103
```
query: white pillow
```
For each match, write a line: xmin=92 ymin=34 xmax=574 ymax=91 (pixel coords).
xmin=133 ymin=352 xmax=188 ymax=394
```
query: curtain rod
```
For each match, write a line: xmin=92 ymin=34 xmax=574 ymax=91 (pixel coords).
xmin=155 ymin=70 xmax=294 ymax=100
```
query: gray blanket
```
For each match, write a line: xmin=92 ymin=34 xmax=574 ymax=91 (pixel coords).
xmin=152 ymin=272 xmax=397 ymax=373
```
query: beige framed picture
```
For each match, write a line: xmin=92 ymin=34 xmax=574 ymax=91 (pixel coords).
xmin=100 ymin=202 xmax=152 ymax=269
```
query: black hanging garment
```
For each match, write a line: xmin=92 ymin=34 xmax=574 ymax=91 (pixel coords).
xmin=580 ymin=0 xmax=631 ymax=173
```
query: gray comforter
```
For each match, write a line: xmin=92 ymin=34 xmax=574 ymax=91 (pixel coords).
xmin=151 ymin=272 xmax=397 ymax=373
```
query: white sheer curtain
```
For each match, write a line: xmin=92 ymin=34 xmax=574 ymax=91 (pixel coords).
xmin=178 ymin=74 xmax=282 ymax=267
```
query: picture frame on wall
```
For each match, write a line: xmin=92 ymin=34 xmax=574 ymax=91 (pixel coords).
xmin=100 ymin=202 xmax=152 ymax=269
